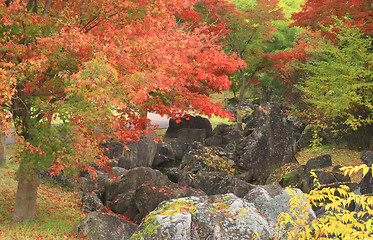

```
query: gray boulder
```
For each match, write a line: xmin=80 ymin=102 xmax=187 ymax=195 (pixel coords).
xmin=105 ymin=167 xmax=205 ymax=223
xmin=131 ymin=194 xmax=272 ymax=240
xmin=244 ymin=184 xmax=316 ymax=238
xmin=75 ymin=212 xmax=138 ymax=240
xmin=235 ymin=103 xmax=298 ymax=184
xmin=102 ymin=133 xmax=158 ymax=169
xmin=117 ymin=134 xmax=158 ymax=169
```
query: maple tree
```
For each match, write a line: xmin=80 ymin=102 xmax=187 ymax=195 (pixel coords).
xmin=190 ymin=0 xmax=285 ymax=129
xmin=0 ymin=0 xmax=242 ymax=221
xmin=290 ymin=0 xmax=373 ymax=36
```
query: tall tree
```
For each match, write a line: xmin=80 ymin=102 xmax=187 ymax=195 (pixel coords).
xmin=0 ymin=0 xmax=242 ymax=221
xmin=189 ymin=0 xmax=285 ymax=129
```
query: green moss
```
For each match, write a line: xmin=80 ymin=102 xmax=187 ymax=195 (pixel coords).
xmin=131 ymin=199 xmax=197 ymax=239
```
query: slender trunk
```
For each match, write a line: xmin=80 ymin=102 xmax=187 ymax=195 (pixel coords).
xmin=235 ymin=69 xmax=257 ymax=130
xmin=0 ymin=134 xmax=5 ymax=166
xmin=235 ymin=69 xmax=248 ymax=130
xmin=12 ymin=168 xmax=40 ymax=222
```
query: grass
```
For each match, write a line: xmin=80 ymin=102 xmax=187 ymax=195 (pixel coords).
xmin=0 ymin=146 xmax=87 ymax=240
xmin=296 ymin=145 xmax=364 ymax=183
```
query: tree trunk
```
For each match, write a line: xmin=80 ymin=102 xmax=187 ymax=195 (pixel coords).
xmin=12 ymin=168 xmax=40 ymax=222
xmin=235 ymin=69 xmax=248 ymax=131
xmin=235 ymin=69 xmax=257 ymax=131
xmin=0 ymin=134 xmax=5 ymax=166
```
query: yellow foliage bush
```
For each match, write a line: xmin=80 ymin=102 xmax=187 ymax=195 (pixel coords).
xmin=277 ymin=165 xmax=373 ymax=239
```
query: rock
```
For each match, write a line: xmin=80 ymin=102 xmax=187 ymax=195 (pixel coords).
xmin=75 ymin=212 xmax=137 ymax=240
xmin=105 ymin=167 xmax=205 ymax=222
xmin=152 ymin=142 xmax=176 ymax=167
xmin=81 ymin=192 xmax=105 ymax=212
xmin=79 ymin=172 xmax=109 ymax=201
xmin=131 ymin=177 xmax=205 ymax=222
xmin=244 ymin=185 xmax=316 ymax=238
xmin=360 ymin=151 xmax=373 ymax=167
xmin=111 ymin=167 xmax=128 ymax=178
xmin=360 ymin=170 xmax=373 ymax=195
xmin=296 ymin=124 xmax=314 ymax=151
xmin=105 ymin=167 xmax=164 ymax=206
xmin=38 ymin=170 xmax=74 ymax=188
xmin=102 ymin=141 xmax=125 ymax=160
xmin=206 ymin=124 xmax=243 ymax=150
xmin=168 ymin=138 xmax=188 ymax=161
xmin=132 ymin=194 xmax=272 ymax=240
xmin=118 ymin=134 xmax=158 ymax=169
xmin=164 ymin=167 xmax=180 ymax=183
xmin=180 ymin=142 xmax=234 ymax=175
xmin=102 ymin=134 xmax=158 ymax=169
xmin=279 ymin=166 xmax=351 ymax=193
xmin=359 ymin=151 xmax=373 ymax=194
xmin=212 ymin=123 xmax=234 ymax=135
xmin=306 ymin=154 xmax=332 ymax=170
xmin=235 ymin=103 xmax=298 ymax=184
xmin=178 ymin=171 xmax=255 ymax=198
xmin=287 ymin=116 xmax=306 ymax=143
xmin=165 ymin=115 xmax=213 ymax=139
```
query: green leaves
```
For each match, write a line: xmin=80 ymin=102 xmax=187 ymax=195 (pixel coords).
xmin=299 ymin=25 xmax=373 ymax=132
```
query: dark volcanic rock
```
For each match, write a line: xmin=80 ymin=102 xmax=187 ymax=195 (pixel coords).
xmin=306 ymin=154 xmax=332 ymax=170
xmin=359 ymin=151 xmax=373 ymax=194
xmin=165 ymin=115 xmax=213 ymax=139
xmin=104 ymin=167 xmax=205 ymax=222
xmin=235 ymin=103 xmax=298 ymax=184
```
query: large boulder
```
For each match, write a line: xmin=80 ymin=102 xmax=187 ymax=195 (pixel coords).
xmin=244 ymin=183 xmax=316 ymax=238
xmin=75 ymin=212 xmax=137 ymax=240
xmin=102 ymin=134 xmax=158 ymax=169
xmin=131 ymin=194 xmax=272 ymax=240
xmin=359 ymin=151 xmax=373 ymax=194
xmin=305 ymin=154 xmax=332 ymax=170
xmin=104 ymin=167 xmax=205 ymax=222
xmin=165 ymin=115 xmax=213 ymax=141
xmin=180 ymin=141 xmax=235 ymax=175
xmin=235 ymin=103 xmax=298 ymax=184
xmin=178 ymin=171 xmax=255 ymax=198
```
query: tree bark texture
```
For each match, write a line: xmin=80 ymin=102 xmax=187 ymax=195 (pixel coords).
xmin=0 ymin=134 xmax=5 ymax=166
xmin=12 ymin=169 xmax=40 ymax=222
